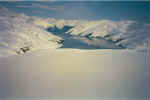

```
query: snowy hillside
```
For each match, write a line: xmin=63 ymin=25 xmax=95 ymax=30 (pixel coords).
xmin=0 ymin=8 xmax=150 ymax=57
xmin=0 ymin=8 xmax=62 ymax=57
xmin=42 ymin=18 xmax=150 ymax=52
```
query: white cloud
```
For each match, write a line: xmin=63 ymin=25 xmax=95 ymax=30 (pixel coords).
xmin=15 ymin=3 xmax=65 ymax=11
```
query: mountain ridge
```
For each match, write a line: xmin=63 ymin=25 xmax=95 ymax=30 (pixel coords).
xmin=0 ymin=8 xmax=150 ymax=57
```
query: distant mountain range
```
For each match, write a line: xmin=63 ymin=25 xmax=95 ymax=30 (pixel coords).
xmin=0 ymin=8 xmax=150 ymax=57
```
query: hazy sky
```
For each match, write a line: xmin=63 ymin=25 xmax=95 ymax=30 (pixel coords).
xmin=0 ymin=1 xmax=150 ymax=21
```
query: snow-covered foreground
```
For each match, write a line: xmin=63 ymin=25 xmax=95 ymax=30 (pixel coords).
xmin=0 ymin=49 xmax=150 ymax=99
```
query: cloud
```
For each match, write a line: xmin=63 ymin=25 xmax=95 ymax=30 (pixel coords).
xmin=32 ymin=4 xmax=65 ymax=11
xmin=15 ymin=3 xmax=65 ymax=11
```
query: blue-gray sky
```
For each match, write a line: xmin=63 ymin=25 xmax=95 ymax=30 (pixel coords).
xmin=0 ymin=1 xmax=150 ymax=21
xmin=0 ymin=0 xmax=150 ymax=1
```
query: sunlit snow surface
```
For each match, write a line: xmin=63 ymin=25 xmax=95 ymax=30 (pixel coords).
xmin=0 ymin=49 xmax=150 ymax=100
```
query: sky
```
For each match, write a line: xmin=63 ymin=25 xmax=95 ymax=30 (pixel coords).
xmin=0 ymin=1 xmax=150 ymax=21
xmin=0 ymin=0 xmax=150 ymax=1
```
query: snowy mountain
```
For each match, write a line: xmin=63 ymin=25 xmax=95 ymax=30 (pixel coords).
xmin=43 ymin=18 xmax=150 ymax=51
xmin=0 ymin=8 xmax=62 ymax=57
xmin=0 ymin=8 xmax=150 ymax=57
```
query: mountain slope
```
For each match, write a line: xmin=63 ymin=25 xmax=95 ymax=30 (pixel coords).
xmin=0 ymin=8 xmax=62 ymax=57
xmin=0 ymin=8 xmax=150 ymax=57
xmin=35 ymin=17 xmax=150 ymax=52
